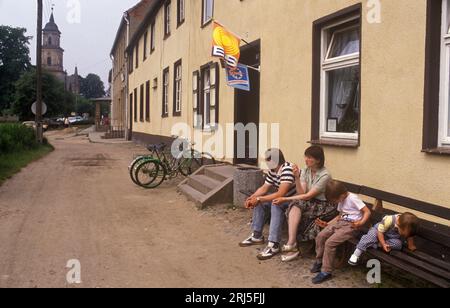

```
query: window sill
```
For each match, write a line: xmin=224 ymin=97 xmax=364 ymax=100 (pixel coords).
xmin=177 ymin=20 xmax=185 ymax=29
xmin=201 ymin=19 xmax=213 ymax=29
xmin=163 ymin=33 xmax=171 ymax=40
xmin=309 ymin=139 xmax=359 ymax=148
xmin=422 ymin=147 xmax=450 ymax=156
xmin=173 ymin=112 xmax=182 ymax=117
xmin=161 ymin=114 xmax=169 ymax=119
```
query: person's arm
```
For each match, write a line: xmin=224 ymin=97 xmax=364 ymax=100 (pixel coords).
xmin=377 ymin=231 xmax=391 ymax=252
xmin=245 ymin=183 xmax=271 ymax=209
xmin=292 ymin=165 xmax=306 ymax=195
xmin=316 ymin=214 xmax=340 ymax=228
xmin=257 ymin=182 xmax=293 ymax=204
xmin=352 ymin=206 xmax=371 ymax=229
xmin=278 ymin=187 xmax=321 ymax=203
xmin=407 ymin=237 xmax=417 ymax=252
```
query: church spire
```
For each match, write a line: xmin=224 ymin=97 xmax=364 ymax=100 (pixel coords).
xmin=50 ymin=7 xmax=55 ymax=23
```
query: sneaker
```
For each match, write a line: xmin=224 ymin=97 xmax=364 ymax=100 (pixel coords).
xmin=257 ymin=242 xmax=280 ymax=261
xmin=239 ymin=234 xmax=265 ymax=247
xmin=348 ymin=254 xmax=360 ymax=266
xmin=310 ymin=262 xmax=322 ymax=274
xmin=312 ymin=272 xmax=332 ymax=285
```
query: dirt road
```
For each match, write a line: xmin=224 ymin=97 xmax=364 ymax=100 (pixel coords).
xmin=0 ymin=130 xmax=368 ymax=288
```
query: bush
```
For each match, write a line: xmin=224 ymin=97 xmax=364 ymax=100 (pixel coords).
xmin=0 ymin=123 xmax=38 ymax=153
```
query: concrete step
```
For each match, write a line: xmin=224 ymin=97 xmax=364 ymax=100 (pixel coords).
xmin=204 ymin=165 xmax=237 ymax=182
xmin=178 ymin=183 xmax=206 ymax=206
xmin=187 ymin=174 xmax=222 ymax=195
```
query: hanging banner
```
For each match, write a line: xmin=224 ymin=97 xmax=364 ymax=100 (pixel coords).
xmin=211 ymin=21 xmax=241 ymax=67
xmin=226 ymin=63 xmax=250 ymax=91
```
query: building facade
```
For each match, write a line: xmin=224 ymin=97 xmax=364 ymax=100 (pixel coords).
xmin=110 ymin=0 xmax=156 ymax=138
xmin=119 ymin=0 xmax=450 ymax=223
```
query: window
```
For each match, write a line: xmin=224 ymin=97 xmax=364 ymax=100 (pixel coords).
xmin=146 ymin=81 xmax=150 ymax=121
xmin=199 ymin=62 xmax=219 ymax=130
xmin=134 ymin=88 xmax=138 ymax=122
xmin=164 ymin=1 xmax=171 ymax=38
xmin=143 ymin=31 xmax=148 ymax=61
xmin=47 ymin=56 xmax=52 ymax=66
xmin=202 ymin=0 xmax=214 ymax=26
xmin=129 ymin=48 xmax=134 ymax=73
xmin=162 ymin=67 xmax=170 ymax=117
xmin=140 ymin=84 xmax=144 ymax=122
xmin=177 ymin=0 xmax=185 ymax=26
xmin=130 ymin=92 xmax=133 ymax=123
xmin=193 ymin=71 xmax=201 ymax=128
xmin=423 ymin=0 xmax=450 ymax=152
xmin=135 ymin=43 xmax=139 ymax=69
xmin=150 ymin=21 xmax=156 ymax=52
xmin=311 ymin=5 xmax=361 ymax=146
xmin=439 ymin=0 xmax=450 ymax=146
xmin=48 ymin=36 xmax=52 ymax=46
xmin=173 ymin=60 xmax=182 ymax=116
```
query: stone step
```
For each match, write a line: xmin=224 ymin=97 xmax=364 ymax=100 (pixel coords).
xmin=187 ymin=174 xmax=222 ymax=195
xmin=204 ymin=165 xmax=237 ymax=182
xmin=178 ymin=183 xmax=206 ymax=206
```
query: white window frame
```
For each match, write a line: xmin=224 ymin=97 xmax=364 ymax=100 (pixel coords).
xmin=178 ymin=0 xmax=185 ymax=24
xmin=203 ymin=69 xmax=212 ymax=130
xmin=320 ymin=16 xmax=360 ymax=141
xmin=165 ymin=2 xmax=171 ymax=36
xmin=163 ymin=69 xmax=169 ymax=116
xmin=193 ymin=71 xmax=200 ymax=128
xmin=175 ymin=63 xmax=182 ymax=113
xmin=439 ymin=0 xmax=450 ymax=146
xmin=202 ymin=0 xmax=214 ymax=25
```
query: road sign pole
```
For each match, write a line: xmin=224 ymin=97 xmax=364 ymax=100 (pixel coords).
xmin=36 ymin=0 xmax=43 ymax=143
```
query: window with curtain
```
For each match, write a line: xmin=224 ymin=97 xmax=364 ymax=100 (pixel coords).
xmin=165 ymin=1 xmax=171 ymax=37
xmin=162 ymin=68 xmax=169 ymax=117
xmin=440 ymin=0 xmax=450 ymax=146
xmin=177 ymin=0 xmax=185 ymax=26
xmin=321 ymin=19 xmax=360 ymax=140
xmin=174 ymin=60 xmax=182 ymax=115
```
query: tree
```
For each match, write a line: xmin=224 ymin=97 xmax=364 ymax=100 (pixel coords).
xmin=80 ymin=73 xmax=105 ymax=99
xmin=0 ymin=26 xmax=32 ymax=111
xmin=12 ymin=69 xmax=75 ymax=120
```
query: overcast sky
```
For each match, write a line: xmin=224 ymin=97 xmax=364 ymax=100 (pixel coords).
xmin=0 ymin=0 xmax=141 ymax=86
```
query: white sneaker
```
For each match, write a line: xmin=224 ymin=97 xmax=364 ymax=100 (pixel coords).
xmin=348 ymin=254 xmax=360 ymax=266
xmin=239 ymin=234 xmax=265 ymax=247
xmin=257 ymin=242 xmax=280 ymax=261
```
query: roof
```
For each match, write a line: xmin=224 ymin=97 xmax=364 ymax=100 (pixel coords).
xmin=43 ymin=12 xmax=61 ymax=34
xmin=125 ymin=0 xmax=164 ymax=54
xmin=110 ymin=0 xmax=156 ymax=56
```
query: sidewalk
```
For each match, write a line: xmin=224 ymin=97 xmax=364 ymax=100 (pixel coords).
xmin=83 ymin=126 xmax=133 ymax=144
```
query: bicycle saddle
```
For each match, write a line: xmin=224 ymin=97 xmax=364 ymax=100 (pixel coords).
xmin=147 ymin=143 xmax=167 ymax=151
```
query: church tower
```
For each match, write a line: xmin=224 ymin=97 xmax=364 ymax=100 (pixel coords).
xmin=42 ymin=9 xmax=66 ymax=83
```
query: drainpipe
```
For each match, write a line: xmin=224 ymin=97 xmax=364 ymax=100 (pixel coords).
xmin=110 ymin=54 xmax=114 ymax=127
xmin=124 ymin=12 xmax=131 ymax=141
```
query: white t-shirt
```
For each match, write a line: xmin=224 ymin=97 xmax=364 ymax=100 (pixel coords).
xmin=338 ymin=193 xmax=366 ymax=222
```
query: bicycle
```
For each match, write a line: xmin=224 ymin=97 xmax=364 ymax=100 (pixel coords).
xmin=132 ymin=137 xmax=216 ymax=189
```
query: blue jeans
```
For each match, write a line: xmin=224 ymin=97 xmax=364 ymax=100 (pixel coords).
xmin=252 ymin=202 xmax=290 ymax=244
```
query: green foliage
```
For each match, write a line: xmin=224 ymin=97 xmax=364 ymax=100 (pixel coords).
xmin=0 ymin=123 xmax=38 ymax=154
xmin=75 ymin=95 xmax=95 ymax=116
xmin=12 ymin=69 xmax=75 ymax=120
xmin=0 ymin=26 xmax=32 ymax=111
xmin=80 ymin=73 xmax=106 ymax=99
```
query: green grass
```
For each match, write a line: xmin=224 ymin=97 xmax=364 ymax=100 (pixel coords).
xmin=0 ymin=143 xmax=54 ymax=186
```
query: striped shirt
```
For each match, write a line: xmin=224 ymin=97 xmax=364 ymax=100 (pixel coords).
xmin=265 ymin=162 xmax=297 ymax=197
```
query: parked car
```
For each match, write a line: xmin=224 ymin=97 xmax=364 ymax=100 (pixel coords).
xmin=22 ymin=121 xmax=49 ymax=131
xmin=68 ymin=116 xmax=84 ymax=124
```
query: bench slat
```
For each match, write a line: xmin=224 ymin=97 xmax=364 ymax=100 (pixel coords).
xmin=390 ymin=251 xmax=450 ymax=280
xmin=366 ymin=248 xmax=450 ymax=288
xmin=403 ymin=250 xmax=450 ymax=272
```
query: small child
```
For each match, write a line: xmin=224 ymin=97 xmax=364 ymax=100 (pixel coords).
xmin=348 ymin=212 xmax=419 ymax=266
xmin=311 ymin=180 xmax=371 ymax=284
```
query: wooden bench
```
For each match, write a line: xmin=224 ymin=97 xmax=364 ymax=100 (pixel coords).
xmin=340 ymin=182 xmax=450 ymax=288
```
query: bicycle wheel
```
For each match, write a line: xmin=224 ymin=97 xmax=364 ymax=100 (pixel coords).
xmin=179 ymin=157 xmax=202 ymax=177
xmin=129 ymin=156 xmax=148 ymax=186
xmin=135 ymin=160 xmax=166 ymax=189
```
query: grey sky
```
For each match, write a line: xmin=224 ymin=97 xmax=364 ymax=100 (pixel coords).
xmin=0 ymin=0 xmax=140 ymax=86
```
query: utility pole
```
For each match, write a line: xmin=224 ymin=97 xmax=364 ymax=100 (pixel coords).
xmin=35 ymin=0 xmax=43 ymax=143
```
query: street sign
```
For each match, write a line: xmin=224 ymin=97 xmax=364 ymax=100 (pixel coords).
xmin=31 ymin=101 xmax=47 ymax=115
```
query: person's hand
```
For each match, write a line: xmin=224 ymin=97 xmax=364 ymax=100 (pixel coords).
xmin=273 ymin=197 xmax=286 ymax=206
xmin=292 ymin=164 xmax=301 ymax=179
xmin=352 ymin=220 xmax=364 ymax=229
xmin=408 ymin=243 xmax=417 ymax=252
xmin=315 ymin=219 xmax=328 ymax=228
xmin=245 ymin=197 xmax=258 ymax=209
xmin=382 ymin=243 xmax=391 ymax=253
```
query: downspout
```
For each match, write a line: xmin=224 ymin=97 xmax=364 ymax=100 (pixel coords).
xmin=110 ymin=54 xmax=114 ymax=127
xmin=124 ymin=12 xmax=131 ymax=140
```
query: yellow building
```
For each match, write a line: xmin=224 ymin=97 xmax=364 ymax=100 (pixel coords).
xmin=120 ymin=0 xmax=449 ymax=223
